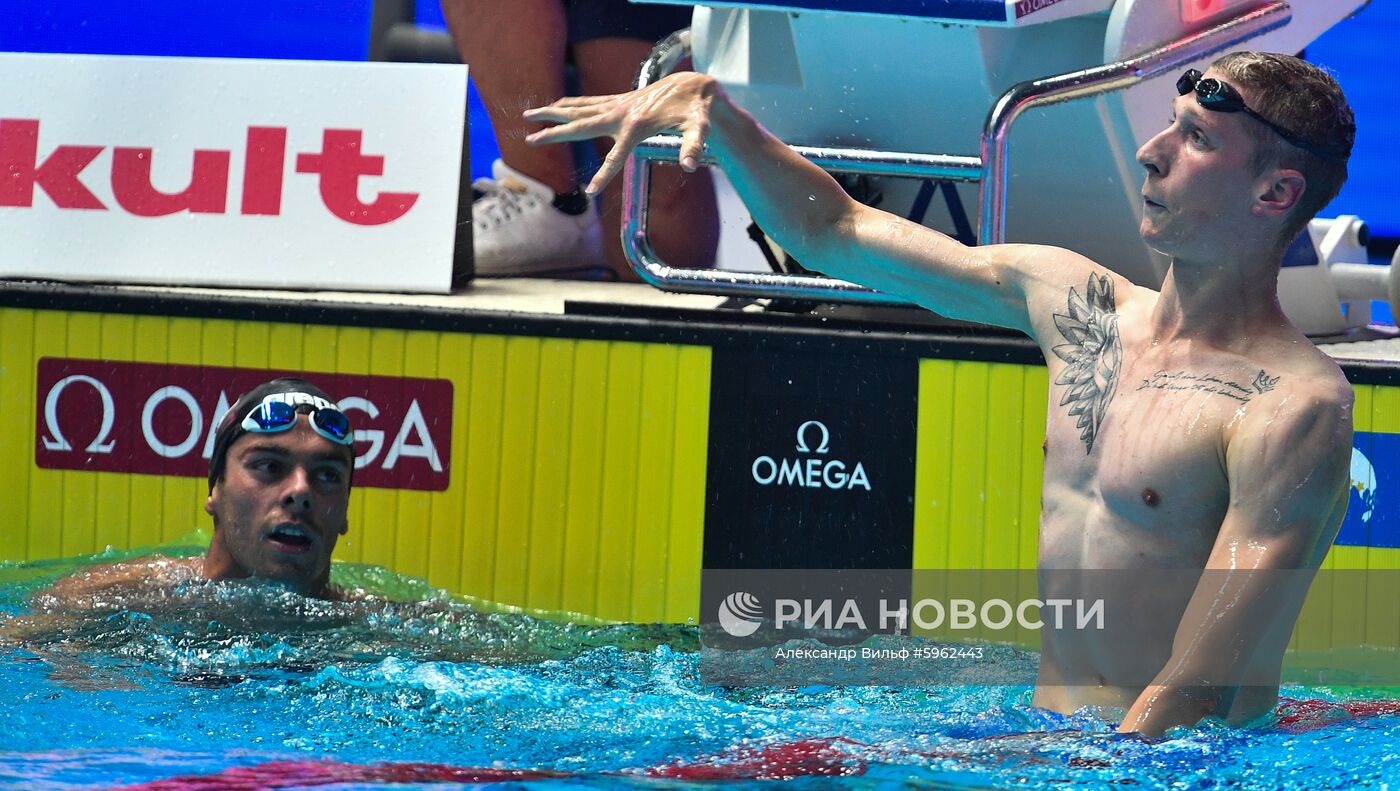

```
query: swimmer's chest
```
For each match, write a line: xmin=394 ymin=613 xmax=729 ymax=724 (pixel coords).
xmin=1042 ymin=357 xmax=1259 ymax=549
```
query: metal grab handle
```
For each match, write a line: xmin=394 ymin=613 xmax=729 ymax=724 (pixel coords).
xmin=624 ymin=137 xmax=980 ymax=303
xmin=623 ymin=30 xmax=948 ymax=303
xmin=979 ymin=1 xmax=1290 ymax=245
xmin=621 ymin=3 xmax=1291 ymax=303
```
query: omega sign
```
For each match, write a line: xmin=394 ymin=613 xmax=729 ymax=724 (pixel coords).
xmin=34 ymin=359 xmax=453 ymax=491
xmin=751 ymin=420 xmax=871 ymax=491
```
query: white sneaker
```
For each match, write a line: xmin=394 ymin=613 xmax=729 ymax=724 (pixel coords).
xmin=471 ymin=159 xmax=604 ymax=277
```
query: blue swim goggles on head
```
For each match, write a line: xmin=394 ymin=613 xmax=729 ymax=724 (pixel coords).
xmin=241 ymin=393 xmax=354 ymax=446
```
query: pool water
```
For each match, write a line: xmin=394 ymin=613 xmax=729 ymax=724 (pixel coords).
xmin=2 ymin=552 xmax=1397 ymax=790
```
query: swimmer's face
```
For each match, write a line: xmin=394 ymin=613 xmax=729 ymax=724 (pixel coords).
xmin=203 ymin=415 xmax=352 ymax=597
xmin=1134 ymin=69 xmax=1289 ymax=259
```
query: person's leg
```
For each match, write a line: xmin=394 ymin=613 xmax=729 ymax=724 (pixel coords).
xmin=440 ymin=0 xmax=578 ymax=195
xmin=441 ymin=0 xmax=603 ymax=276
xmin=574 ymin=37 xmax=720 ymax=276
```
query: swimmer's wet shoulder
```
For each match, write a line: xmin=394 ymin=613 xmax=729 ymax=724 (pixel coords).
xmin=1113 ymin=372 xmax=1352 ymax=732
xmin=32 ymin=555 xmax=367 ymax=612
xmin=36 ymin=556 xmax=204 ymax=606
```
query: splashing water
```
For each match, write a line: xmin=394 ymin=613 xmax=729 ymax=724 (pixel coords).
xmin=1 ymin=554 xmax=1397 ymax=789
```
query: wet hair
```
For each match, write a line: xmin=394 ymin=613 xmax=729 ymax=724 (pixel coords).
xmin=207 ymin=377 xmax=353 ymax=492
xmin=1210 ymin=51 xmax=1355 ymax=245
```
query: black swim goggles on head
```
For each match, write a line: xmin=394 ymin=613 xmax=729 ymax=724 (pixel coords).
xmin=241 ymin=393 xmax=354 ymax=446
xmin=1176 ymin=69 xmax=1347 ymax=161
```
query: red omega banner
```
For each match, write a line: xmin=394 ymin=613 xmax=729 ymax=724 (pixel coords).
xmin=35 ymin=359 xmax=453 ymax=491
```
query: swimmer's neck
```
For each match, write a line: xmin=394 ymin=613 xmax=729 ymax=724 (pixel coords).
xmin=1147 ymin=260 xmax=1289 ymax=349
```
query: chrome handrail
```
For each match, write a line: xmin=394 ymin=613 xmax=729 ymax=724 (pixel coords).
xmin=623 ymin=137 xmax=981 ymax=303
xmin=620 ymin=3 xmax=1291 ymax=303
xmin=979 ymin=1 xmax=1290 ymax=244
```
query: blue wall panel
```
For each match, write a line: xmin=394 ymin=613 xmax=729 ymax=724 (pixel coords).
xmin=1337 ymin=432 xmax=1400 ymax=550
xmin=1305 ymin=4 xmax=1400 ymax=238
xmin=0 ymin=0 xmax=373 ymax=60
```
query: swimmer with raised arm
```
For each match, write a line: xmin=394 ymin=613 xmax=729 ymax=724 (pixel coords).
xmin=525 ymin=52 xmax=1356 ymax=736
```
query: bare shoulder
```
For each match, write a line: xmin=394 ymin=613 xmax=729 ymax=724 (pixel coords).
xmin=1227 ymin=340 xmax=1353 ymax=461
xmin=1217 ymin=343 xmax=1352 ymax=559
xmin=998 ymin=244 xmax=1148 ymax=306
xmin=1246 ymin=337 xmax=1353 ymax=415
xmin=999 ymin=245 xmax=1155 ymax=344
xmin=37 ymin=556 xmax=204 ymax=606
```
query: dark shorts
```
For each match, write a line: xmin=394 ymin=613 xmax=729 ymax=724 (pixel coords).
xmin=564 ymin=0 xmax=693 ymax=44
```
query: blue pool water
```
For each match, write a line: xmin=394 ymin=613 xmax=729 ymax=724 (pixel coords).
xmin=2 ymin=552 xmax=1398 ymax=789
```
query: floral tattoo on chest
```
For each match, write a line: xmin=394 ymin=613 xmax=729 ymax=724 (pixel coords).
xmin=1051 ymin=274 xmax=1121 ymax=454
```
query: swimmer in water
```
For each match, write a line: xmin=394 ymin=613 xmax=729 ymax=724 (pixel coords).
xmin=525 ymin=51 xmax=1357 ymax=736
xmin=37 ymin=378 xmax=359 ymax=604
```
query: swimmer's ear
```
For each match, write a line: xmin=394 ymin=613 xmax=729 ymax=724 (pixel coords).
xmin=1253 ymin=167 xmax=1305 ymax=218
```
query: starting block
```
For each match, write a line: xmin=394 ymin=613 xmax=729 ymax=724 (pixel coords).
xmin=626 ymin=0 xmax=1388 ymax=334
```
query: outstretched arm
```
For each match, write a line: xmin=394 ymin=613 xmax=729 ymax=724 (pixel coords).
xmin=525 ymin=73 xmax=1129 ymax=336
xmin=1118 ymin=387 xmax=1353 ymax=736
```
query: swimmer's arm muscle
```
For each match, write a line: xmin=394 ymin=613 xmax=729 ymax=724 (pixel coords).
xmin=526 ymin=74 xmax=1126 ymax=334
xmin=701 ymin=94 xmax=1041 ymax=331
xmin=720 ymin=115 xmax=1136 ymax=339
xmin=1119 ymin=390 xmax=1353 ymax=736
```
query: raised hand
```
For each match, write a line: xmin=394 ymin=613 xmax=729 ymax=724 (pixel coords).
xmin=523 ymin=72 xmax=721 ymax=196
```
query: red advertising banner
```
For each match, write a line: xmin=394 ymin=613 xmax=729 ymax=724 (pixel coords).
xmin=35 ymin=359 xmax=453 ymax=491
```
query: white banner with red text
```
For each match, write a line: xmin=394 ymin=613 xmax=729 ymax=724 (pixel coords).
xmin=0 ymin=52 xmax=466 ymax=292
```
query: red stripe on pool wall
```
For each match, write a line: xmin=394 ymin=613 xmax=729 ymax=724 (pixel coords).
xmin=1274 ymin=697 xmax=1400 ymax=734
xmin=105 ymin=709 xmax=1400 ymax=790
xmin=115 ymin=739 xmax=870 ymax=789
xmin=34 ymin=358 xmax=454 ymax=491
xmin=116 ymin=760 xmax=570 ymax=789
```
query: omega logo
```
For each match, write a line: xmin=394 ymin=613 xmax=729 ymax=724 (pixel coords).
xmin=794 ymin=419 xmax=830 ymax=454
xmin=751 ymin=419 xmax=872 ymax=491
xmin=41 ymin=375 xmax=118 ymax=453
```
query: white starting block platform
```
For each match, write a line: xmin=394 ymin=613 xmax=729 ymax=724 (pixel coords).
xmin=630 ymin=0 xmax=1387 ymax=336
